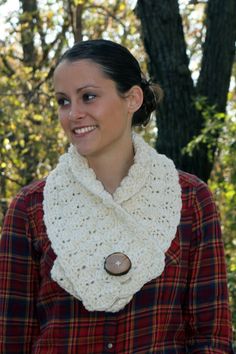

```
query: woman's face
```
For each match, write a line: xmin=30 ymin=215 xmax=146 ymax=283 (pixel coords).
xmin=53 ymin=59 xmax=137 ymax=162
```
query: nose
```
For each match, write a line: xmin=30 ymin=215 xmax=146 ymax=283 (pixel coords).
xmin=69 ymin=104 xmax=86 ymax=120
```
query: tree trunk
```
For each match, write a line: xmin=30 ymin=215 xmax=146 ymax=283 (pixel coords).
xmin=67 ymin=0 xmax=83 ymax=42
xmin=0 ymin=168 xmax=8 ymax=223
xmin=136 ymin=0 xmax=236 ymax=182
xmin=197 ymin=0 xmax=236 ymax=112
xmin=19 ymin=0 xmax=38 ymax=66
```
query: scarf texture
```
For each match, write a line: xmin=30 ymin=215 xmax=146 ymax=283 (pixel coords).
xmin=43 ymin=133 xmax=182 ymax=312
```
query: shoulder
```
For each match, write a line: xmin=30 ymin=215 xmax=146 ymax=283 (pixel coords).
xmin=2 ymin=180 xmax=47 ymax=236
xmin=178 ymin=170 xmax=206 ymax=189
xmin=20 ymin=179 xmax=46 ymax=197
xmin=178 ymin=169 xmax=212 ymax=197
xmin=177 ymin=170 xmax=216 ymax=214
xmin=177 ymin=171 xmax=221 ymax=247
xmin=8 ymin=179 xmax=46 ymax=215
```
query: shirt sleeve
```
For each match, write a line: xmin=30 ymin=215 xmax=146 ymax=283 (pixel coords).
xmin=0 ymin=190 xmax=40 ymax=353
xmin=184 ymin=181 xmax=234 ymax=353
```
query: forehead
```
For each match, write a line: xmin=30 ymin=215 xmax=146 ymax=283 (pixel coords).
xmin=54 ymin=59 xmax=107 ymax=81
xmin=53 ymin=59 xmax=119 ymax=95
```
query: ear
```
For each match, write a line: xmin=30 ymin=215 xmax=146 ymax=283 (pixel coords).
xmin=126 ymin=85 xmax=143 ymax=114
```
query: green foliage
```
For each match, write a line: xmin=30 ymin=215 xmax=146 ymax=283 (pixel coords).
xmin=183 ymin=94 xmax=236 ymax=344
xmin=180 ymin=3 xmax=236 ymax=342
xmin=183 ymin=96 xmax=225 ymax=162
xmin=0 ymin=0 xmax=70 ymax=222
xmin=209 ymin=112 xmax=236 ymax=344
xmin=0 ymin=0 xmax=144 ymax=223
xmin=0 ymin=56 xmax=67 ymax=212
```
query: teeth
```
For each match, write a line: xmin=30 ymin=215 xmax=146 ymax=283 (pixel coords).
xmin=74 ymin=126 xmax=96 ymax=134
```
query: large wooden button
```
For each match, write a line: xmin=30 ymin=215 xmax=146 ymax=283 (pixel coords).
xmin=104 ymin=252 xmax=132 ymax=276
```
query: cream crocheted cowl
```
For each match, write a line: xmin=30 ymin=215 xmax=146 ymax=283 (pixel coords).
xmin=43 ymin=133 xmax=182 ymax=312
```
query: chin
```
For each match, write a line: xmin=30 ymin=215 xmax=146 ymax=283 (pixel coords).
xmin=73 ymin=144 xmax=93 ymax=158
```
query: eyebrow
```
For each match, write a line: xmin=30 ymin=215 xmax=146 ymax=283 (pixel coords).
xmin=55 ymin=84 xmax=100 ymax=95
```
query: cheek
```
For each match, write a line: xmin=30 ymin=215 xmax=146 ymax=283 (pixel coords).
xmin=58 ymin=113 xmax=69 ymax=132
xmin=58 ymin=109 xmax=68 ymax=122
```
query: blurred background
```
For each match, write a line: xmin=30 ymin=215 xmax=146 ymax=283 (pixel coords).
xmin=0 ymin=0 xmax=235 ymax=346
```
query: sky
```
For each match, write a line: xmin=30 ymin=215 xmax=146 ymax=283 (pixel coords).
xmin=0 ymin=0 xmax=199 ymax=78
xmin=0 ymin=0 xmax=19 ymax=40
xmin=0 ymin=0 xmax=190 ymax=40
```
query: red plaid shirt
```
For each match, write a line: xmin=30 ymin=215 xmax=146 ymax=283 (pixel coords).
xmin=0 ymin=171 xmax=233 ymax=353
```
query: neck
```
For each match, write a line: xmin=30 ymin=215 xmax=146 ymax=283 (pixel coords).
xmin=87 ymin=139 xmax=134 ymax=195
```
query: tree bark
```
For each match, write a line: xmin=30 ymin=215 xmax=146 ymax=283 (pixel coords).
xmin=19 ymin=0 xmax=38 ymax=66
xmin=67 ymin=0 xmax=83 ymax=42
xmin=197 ymin=0 xmax=236 ymax=112
xmin=136 ymin=0 xmax=236 ymax=181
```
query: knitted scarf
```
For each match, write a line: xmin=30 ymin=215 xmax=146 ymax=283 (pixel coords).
xmin=43 ymin=133 xmax=182 ymax=312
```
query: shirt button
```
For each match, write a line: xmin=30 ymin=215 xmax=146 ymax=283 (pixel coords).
xmin=107 ymin=343 xmax=113 ymax=349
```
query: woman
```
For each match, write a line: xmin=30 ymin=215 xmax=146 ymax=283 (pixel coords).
xmin=0 ymin=39 xmax=233 ymax=353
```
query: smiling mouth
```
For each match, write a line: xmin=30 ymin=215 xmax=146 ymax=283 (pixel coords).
xmin=73 ymin=126 xmax=97 ymax=135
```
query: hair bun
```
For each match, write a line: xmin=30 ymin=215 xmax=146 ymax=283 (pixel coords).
xmin=132 ymin=78 xmax=163 ymax=127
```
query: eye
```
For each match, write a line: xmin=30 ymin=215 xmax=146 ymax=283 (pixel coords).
xmin=82 ymin=93 xmax=96 ymax=102
xmin=57 ymin=97 xmax=70 ymax=106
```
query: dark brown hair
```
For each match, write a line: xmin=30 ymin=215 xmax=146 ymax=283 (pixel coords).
xmin=56 ymin=39 xmax=163 ymax=126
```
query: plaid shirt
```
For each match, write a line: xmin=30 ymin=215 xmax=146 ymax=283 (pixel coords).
xmin=0 ymin=171 xmax=233 ymax=353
